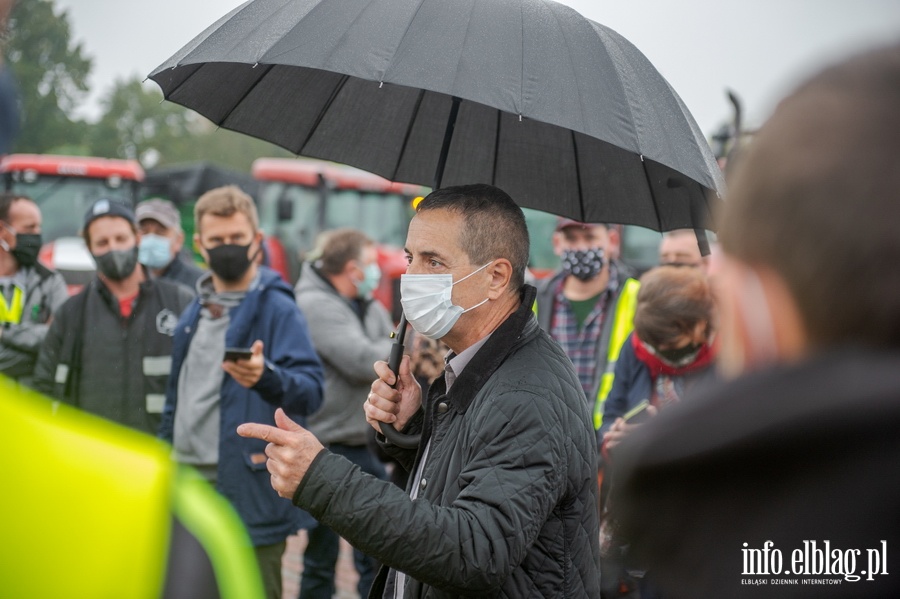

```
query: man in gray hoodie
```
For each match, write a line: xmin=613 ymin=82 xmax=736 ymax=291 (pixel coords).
xmin=294 ymin=228 xmax=394 ymax=599
xmin=0 ymin=192 xmax=69 ymax=383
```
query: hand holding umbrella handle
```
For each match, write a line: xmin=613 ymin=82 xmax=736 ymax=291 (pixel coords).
xmin=380 ymin=314 xmax=422 ymax=449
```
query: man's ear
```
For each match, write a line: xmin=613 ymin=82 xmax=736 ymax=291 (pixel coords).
xmin=487 ymin=259 xmax=513 ymax=300
xmin=341 ymin=258 xmax=361 ymax=280
xmin=172 ymin=230 xmax=186 ymax=253
xmin=607 ymin=226 xmax=621 ymax=254
xmin=551 ymin=231 xmax=564 ymax=257
xmin=0 ymin=223 xmax=13 ymax=252
xmin=194 ymin=233 xmax=208 ymax=263
xmin=716 ymin=260 xmax=808 ymax=379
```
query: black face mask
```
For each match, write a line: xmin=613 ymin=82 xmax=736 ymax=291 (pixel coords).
xmin=561 ymin=247 xmax=605 ymax=281
xmin=657 ymin=342 xmax=702 ymax=365
xmin=205 ymin=243 xmax=257 ymax=282
xmin=12 ymin=233 xmax=42 ymax=268
xmin=93 ymin=247 xmax=139 ymax=281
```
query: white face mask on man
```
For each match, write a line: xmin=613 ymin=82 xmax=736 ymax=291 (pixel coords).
xmin=400 ymin=262 xmax=491 ymax=340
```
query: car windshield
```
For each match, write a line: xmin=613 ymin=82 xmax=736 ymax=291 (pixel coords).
xmin=9 ymin=175 xmax=135 ymax=242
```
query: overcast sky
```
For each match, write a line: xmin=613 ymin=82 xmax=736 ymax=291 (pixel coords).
xmin=57 ymin=0 xmax=900 ymax=137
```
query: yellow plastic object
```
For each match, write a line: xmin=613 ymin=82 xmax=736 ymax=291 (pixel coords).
xmin=0 ymin=377 xmax=172 ymax=598
xmin=172 ymin=467 xmax=266 ymax=599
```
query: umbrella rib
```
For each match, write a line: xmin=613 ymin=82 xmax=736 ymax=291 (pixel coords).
xmin=391 ymin=88 xmax=427 ymax=183
xmin=491 ymin=109 xmax=501 ymax=187
xmin=216 ymin=63 xmax=275 ymax=127
xmin=570 ymin=129 xmax=585 ymax=222
xmin=295 ymin=72 xmax=351 ymax=155
xmin=640 ymin=157 xmax=664 ymax=231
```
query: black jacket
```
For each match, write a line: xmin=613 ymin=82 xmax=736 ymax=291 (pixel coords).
xmin=614 ymin=348 xmax=900 ymax=598
xmin=33 ymin=274 xmax=193 ymax=435
xmin=294 ymin=286 xmax=602 ymax=598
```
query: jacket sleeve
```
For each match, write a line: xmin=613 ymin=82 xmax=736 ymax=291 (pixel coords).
xmin=297 ymin=296 xmax=393 ymax=384
xmin=251 ymin=297 xmax=324 ymax=417
xmin=1 ymin=271 xmax=69 ymax=355
xmin=31 ymin=305 xmax=67 ymax=399
xmin=295 ymin=387 xmax=569 ymax=594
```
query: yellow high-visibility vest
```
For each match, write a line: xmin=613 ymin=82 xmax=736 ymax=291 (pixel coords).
xmin=593 ymin=278 xmax=640 ymax=429
xmin=0 ymin=285 xmax=24 ymax=323
xmin=533 ymin=277 xmax=641 ymax=429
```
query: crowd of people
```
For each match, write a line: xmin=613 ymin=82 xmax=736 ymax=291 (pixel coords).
xmin=2 ymin=38 xmax=899 ymax=599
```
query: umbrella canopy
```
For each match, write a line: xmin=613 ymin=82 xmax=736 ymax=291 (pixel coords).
xmin=149 ymin=0 xmax=725 ymax=232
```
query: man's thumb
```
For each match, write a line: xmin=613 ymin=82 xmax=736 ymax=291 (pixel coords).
xmin=252 ymin=339 xmax=264 ymax=356
xmin=275 ymin=408 xmax=303 ymax=432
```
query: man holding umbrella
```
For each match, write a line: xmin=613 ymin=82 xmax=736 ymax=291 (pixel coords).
xmin=240 ymin=184 xmax=601 ymax=597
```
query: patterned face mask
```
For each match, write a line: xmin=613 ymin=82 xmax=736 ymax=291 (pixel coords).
xmin=561 ymin=247 xmax=605 ymax=281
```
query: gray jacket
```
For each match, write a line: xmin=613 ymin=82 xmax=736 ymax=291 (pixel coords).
xmin=295 ymin=286 xmax=602 ymax=597
xmin=295 ymin=261 xmax=394 ymax=446
xmin=0 ymin=264 xmax=69 ymax=382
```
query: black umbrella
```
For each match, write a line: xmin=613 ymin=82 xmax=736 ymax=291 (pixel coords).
xmin=149 ymin=0 xmax=724 ymax=231
xmin=149 ymin=0 xmax=725 ymax=446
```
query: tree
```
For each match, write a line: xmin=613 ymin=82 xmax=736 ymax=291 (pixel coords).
xmin=3 ymin=0 xmax=91 ymax=153
xmin=90 ymin=75 xmax=291 ymax=172
xmin=88 ymin=77 xmax=195 ymax=163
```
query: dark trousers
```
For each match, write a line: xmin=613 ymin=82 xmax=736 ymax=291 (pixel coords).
xmin=255 ymin=540 xmax=287 ymax=599
xmin=299 ymin=443 xmax=387 ymax=599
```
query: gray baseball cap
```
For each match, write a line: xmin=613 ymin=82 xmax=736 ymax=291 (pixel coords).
xmin=136 ymin=198 xmax=181 ymax=230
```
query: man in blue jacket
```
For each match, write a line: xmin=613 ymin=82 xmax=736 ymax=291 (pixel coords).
xmin=159 ymin=185 xmax=324 ymax=599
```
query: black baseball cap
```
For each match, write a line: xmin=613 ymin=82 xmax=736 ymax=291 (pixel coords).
xmin=83 ymin=199 xmax=137 ymax=231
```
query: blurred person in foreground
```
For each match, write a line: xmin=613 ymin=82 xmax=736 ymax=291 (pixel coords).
xmin=0 ymin=192 xmax=68 ymax=383
xmin=159 ymin=185 xmax=323 ymax=599
xmin=294 ymin=228 xmax=393 ymax=599
xmin=614 ymin=43 xmax=900 ymax=598
xmin=239 ymin=184 xmax=601 ymax=597
xmin=1 ymin=376 xmax=265 ymax=599
xmin=136 ymin=198 xmax=205 ymax=292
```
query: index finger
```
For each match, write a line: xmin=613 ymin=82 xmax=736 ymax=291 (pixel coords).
xmin=373 ymin=360 xmax=397 ymax=386
xmin=236 ymin=422 xmax=293 ymax=445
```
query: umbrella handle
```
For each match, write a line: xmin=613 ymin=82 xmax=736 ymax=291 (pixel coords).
xmin=379 ymin=314 xmax=422 ymax=449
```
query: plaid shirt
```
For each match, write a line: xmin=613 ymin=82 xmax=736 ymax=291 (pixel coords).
xmin=550 ymin=263 xmax=621 ymax=398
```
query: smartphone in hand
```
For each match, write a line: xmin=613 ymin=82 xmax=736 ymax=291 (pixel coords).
xmin=623 ymin=399 xmax=652 ymax=424
xmin=224 ymin=347 xmax=254 ymax=362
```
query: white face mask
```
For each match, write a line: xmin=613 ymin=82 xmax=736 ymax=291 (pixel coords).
xmin=400 ymin=262 xmax=491 ymax=340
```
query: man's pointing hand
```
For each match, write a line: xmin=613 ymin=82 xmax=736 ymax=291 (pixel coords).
xmin=237 ymin=408 xmax=325 ymax=499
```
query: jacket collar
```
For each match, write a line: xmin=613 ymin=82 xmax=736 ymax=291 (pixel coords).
xmin=94 ymin=266 xmax=154 ymax=312
xmin=437 ymin=284 xmax=538 ymax=413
